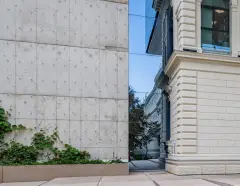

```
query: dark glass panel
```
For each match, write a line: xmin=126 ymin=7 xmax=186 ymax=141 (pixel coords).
xmin=201 ymin=8 xmax=213 ymax=28
xmin=202 ymin=0 xmax=229 ymax=9
xmin=202 ymin=29 xmax=213 ymax=45
xmin=213 ymin=9 xmax=229 ymax=31
xmin=212 ymin=31 xmax=229 ymax=47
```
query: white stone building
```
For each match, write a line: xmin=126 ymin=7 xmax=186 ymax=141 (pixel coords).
xmin=0 ymin=0 xmax=128 ymax=161
xmin=147 ymin=0 xmax=240 ymax=175
xmin=134 ymin=85 xmax=161 ymax=159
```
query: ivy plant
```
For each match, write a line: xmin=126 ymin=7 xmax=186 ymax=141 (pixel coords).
xmin=0 ymin=106 xmax=123 ymax=166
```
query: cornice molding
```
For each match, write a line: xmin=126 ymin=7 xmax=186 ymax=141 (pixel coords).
xmin=164 ymin=51 xmax=240 ymax=77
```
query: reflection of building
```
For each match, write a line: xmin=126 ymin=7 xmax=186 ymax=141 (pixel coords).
xmin=145 ymin=0 xmax=172 ymax=169
xmin=147 ymin=0 xmax=240 ymax=176
xmin=142 ymin=85 xmax=162 ymax=159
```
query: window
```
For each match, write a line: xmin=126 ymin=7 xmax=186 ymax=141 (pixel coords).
xmin=201 ymin=0 xmax=230 ymax=53
xmin=162 ymin=6 xmax=173 ymax=67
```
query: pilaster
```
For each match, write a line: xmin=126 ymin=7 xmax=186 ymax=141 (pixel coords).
xmin=231 ymin=0 xmax=239 ymax=57
xmin=196 ymin=0 xmax=202 ymax=53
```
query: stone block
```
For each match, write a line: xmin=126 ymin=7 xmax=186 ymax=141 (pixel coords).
xmin=117 ymin=122 xmax=128 ymax=147
xmin=0 ymin=41 xmax=16 ymax=94
xmin=100 ymin=99 xmax=117 ymax=121
xmin=81 ymin=121 xmax=99 ymax=147
xmin=226 ymin=165 xmax=240 ymax=174
xmin=69 ymin=0 xmax=82 ymax=46
xmin=99 ymin=1 xmax=118 ymax=47
xmin=117 ymin=4 xmax=128 ymax=48
xmin=16 ymin=0 xmax=37 ymax=42
xmin=81 ymin=147 xmax=100 ymax=159
xmin=37 ymin=0 xmax=57 ymax=44
xmin=118 ymin=100 xmax=128 ymax=121
xmin=117 ymin=147 xmax=128 ymax=160
xmin=56 ymin=0 xmax=69 ymax=45
xmin=69 ymin=47 xmax=82 ymax=97
xmin=36 ymin=119 xmax=57 ymax=136
xmin=81 ymin=0 xmax=100 ymax=48
xmin=0 ymin=0 xmax=15 ymax=40
xmin=81 ymin=98 xmax=99 ymax=121
xmin=57 ymin=120 xmax=70 ymax=146
xmin=69 ymin=97 xmax=81 ymax=120
xmin=56 ymin=46 xmax=69 ymax=96
xmin=100 ymin=148 xmax=117 ymax=160
xmin=69 ymin=120 xmax=81 ymax=148
xmin=16 ymin=42 xmax=37 ymax=94
xmin=0 ymin=94 xmax=16 ymax=118
xmin=37 ymin=44 xmax=57 ymax=95
xmin=37 ymin=96 xmax=56 ymax=120
xmin=57 ymin=97 xmax=69 ymax=120
xmin=117 ymin=52 xmax=128 ymax=99
xmin=202 ymin=165 xmax=226 ymax=175
xmin=100 ymin=50 xmax=118 ymax=98
xmin=81 ymin=49 xmax=100 ymax=98
xmin=99 ymin=121 xmax=117 ymax=147
xmin=2 ymin=164 xmax=128 ymax=182
xmin=16 ymin=95 xmax=37 ymax=119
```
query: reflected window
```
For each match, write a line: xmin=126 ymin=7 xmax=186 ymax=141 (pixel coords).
xmin=201 ymin=0 xmax=230 ymax=53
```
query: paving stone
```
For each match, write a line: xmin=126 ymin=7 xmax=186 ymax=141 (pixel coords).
xmin=99 ymin=181 xmax=155 ymax=186
xmin=0 ymin=182 xmax=46 ymax=186
xmin=155 ymin=179 xmax=220 ymax=186
xmin=42 ymin=176 xmax=101 ymax=185
xmin=100 ymin=175 xmax=149 ymax=182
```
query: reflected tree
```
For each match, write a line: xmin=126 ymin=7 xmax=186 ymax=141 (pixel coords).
xmin=129 ymin=86 xmax=160 ymax=159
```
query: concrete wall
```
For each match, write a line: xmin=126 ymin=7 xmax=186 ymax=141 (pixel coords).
xmin=0 ymin=0 xmax=128 ymax=161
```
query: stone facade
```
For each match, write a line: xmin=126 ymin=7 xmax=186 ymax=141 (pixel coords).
xmin=0 ymin=0 xmax=128 ymax=161
xmin=153 ymin=0 xmax=240 ymax=175
xmin=140 ymin=86 xmax=162 ymax=159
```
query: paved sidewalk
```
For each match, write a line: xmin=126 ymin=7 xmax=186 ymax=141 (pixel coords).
xmin=1 ymin=172 xmax=240 ymax=185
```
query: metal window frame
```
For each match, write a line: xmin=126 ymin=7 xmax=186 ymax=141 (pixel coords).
xmin=201 ymin=3 xmax=230 ymax=47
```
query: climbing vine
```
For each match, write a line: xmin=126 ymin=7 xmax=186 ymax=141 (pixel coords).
xmin=0 ymin=107 xmax=26 ymax=151
xmin=0 ymin=107 xmax=122 ymax=166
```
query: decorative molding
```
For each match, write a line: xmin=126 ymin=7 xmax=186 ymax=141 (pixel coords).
xmin=166 ymin=161 xmax=240 ymax=175
xmin=167 ymin=154 xmax=240 ymax=161
xmin=164 ymin=51 xmax=240 ymax=77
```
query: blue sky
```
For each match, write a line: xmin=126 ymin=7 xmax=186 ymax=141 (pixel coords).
xmin=129 ymin=0 xmax=162 ymax=100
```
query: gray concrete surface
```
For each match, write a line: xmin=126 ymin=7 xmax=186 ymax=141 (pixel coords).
xmin=3 ymin=172 xmax=240 ymax=186
xmin=0 ymin=0 xmax=128 ymax=161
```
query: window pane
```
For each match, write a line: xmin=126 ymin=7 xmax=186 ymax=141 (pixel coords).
xmin=202 ymin=0 xmax=229 ymax=9
xmin=202 ymin=29 xmax=213 ymax=45
xmin=213 ymin=31 xmax=229 ymax=47
xmin=202 ymin=8 xmax=212 ymax=28
xmin=213 ymin=9 xmax=229 ymax=31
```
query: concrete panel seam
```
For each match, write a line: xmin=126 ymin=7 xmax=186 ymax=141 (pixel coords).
xmin=0 ymin=39 xmax=128 ymax=52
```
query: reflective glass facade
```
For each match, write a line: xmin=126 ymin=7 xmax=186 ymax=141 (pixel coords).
xmin=145 ymin=0 xmax=157 ymax=51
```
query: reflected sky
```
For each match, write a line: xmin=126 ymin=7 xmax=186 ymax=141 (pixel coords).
xmin=129 ymin=0 xmax=162 ymax=97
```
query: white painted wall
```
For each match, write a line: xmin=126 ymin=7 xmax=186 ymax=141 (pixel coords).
xmin=0 ymin=0 xmax=128 ymax=161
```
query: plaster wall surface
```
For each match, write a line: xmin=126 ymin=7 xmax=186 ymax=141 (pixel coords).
xmin=0 ymin=0 xmax=128 ymax=161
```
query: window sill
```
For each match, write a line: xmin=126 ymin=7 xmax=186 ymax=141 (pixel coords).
xmin=202 ymin=49 xmax=230 ymax=56
xmin=202 ymin=45 xmax=230 ymax=56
